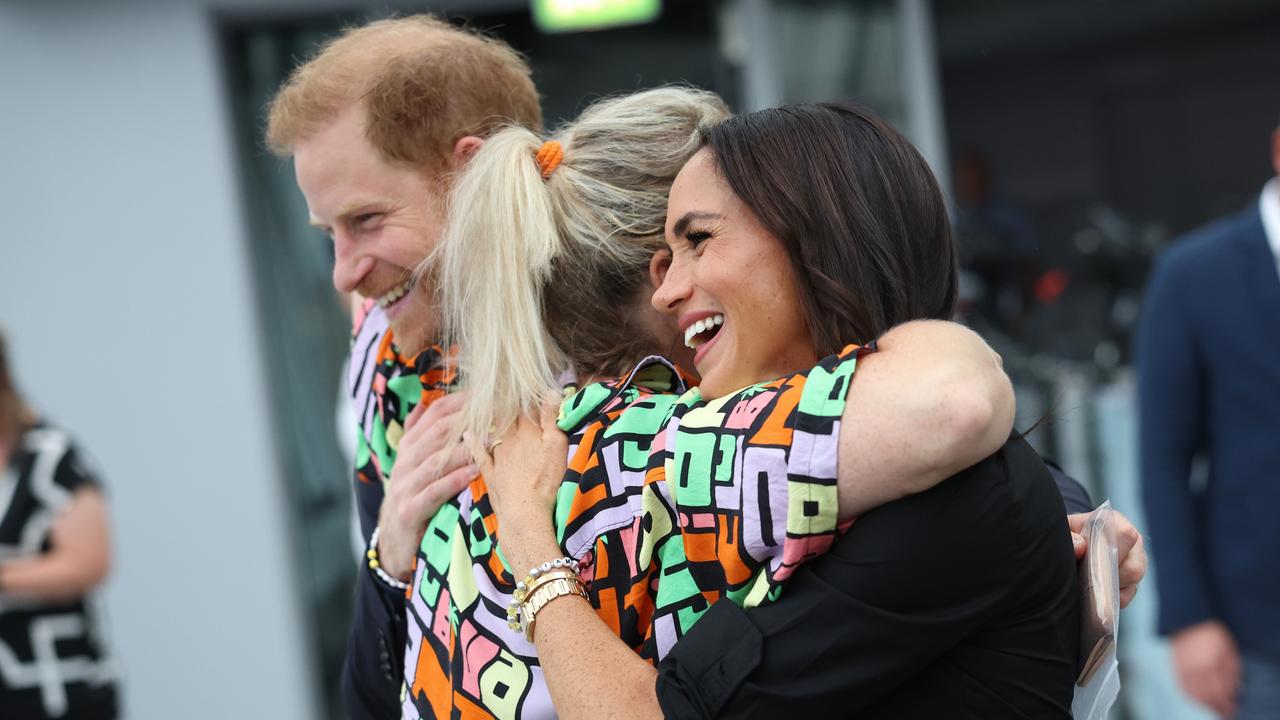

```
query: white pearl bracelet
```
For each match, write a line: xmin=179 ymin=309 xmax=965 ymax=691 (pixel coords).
xmin=367 ymin=525 xmax=410 ymax=592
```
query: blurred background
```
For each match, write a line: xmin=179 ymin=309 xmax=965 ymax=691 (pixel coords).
xmin=2 ymin=0 xmax=1277 ymax=717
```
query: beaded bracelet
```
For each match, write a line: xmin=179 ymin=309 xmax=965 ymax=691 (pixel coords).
xmin=367 ymin=525 xmax=410 ymax=592
xmin=522 ymin=574 xmax=589 ymax=641
xmin=506 ymin=557 xmax=580 ymax=622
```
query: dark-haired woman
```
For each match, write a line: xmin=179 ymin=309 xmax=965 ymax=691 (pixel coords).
xmin=0 ymin=333 xmax=118 ymax=720
xmin=477 ymin=102 xmax=1085 ymax=718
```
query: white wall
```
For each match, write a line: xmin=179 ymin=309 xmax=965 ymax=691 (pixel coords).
xmin=0 ymin=1 xmax=317 ymax=717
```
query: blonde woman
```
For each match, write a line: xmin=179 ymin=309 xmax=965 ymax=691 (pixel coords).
xmin=392 ymin=87 xmax=1019 ymax=719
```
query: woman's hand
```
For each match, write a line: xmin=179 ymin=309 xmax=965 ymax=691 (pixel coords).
xmin=475 ymin=399 xmax=663 ymax=720
xmin=378 ymin=392 xmax=478 ymax=581
xmin=472 ymin=397 xmax=568 ymax=575
xmin=1068 ymin=509 xmax=1147 ymax=609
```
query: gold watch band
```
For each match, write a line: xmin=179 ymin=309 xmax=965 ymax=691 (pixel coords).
xmin=521 ymin=576 xmax=588 ymax=641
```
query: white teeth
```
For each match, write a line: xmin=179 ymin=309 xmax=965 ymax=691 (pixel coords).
xmin=376 ymin=281 xmax=412 ymax=308
xmin=683 ymin=314 xmax=726 ymax=350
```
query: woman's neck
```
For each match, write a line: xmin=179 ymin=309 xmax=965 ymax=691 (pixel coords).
xmin=571 ymin=350 xmax=666 ymax=389
xmin=565 ymin=290 xmax=685 ymax=389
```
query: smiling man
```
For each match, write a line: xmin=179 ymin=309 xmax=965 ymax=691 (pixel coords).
xmin=269 ymin=18 xmax=540 ymax=356
xmin=265 ymin=15 xmax=541 ymax=719
xmin=292 ymin=100 xmax=447 ymax=352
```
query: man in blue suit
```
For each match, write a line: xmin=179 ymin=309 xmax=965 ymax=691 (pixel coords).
xmin=1138 ymin=123 xmax=1280 ymax=719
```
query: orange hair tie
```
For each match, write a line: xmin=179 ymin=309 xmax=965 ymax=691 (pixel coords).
xmin=535 ymin=140 xmax=564 ymax=179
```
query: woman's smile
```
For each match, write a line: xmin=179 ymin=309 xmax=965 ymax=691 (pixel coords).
xmin=678 ymin=310 xmax=725 ymax=368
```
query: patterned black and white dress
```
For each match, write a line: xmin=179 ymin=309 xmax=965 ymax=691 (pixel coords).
xmin=0 ymin=423 xmax=118 ymax=719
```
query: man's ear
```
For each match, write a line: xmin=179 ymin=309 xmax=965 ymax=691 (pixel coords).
xmin=452 ymin=136 xmax=485 ymax=170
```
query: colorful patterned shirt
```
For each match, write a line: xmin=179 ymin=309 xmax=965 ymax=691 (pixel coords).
xmin=344 ymin=303 xmax=458 ymax=720
xmin=348 ymin=301 xmax=455 ymax=499
xmin=401 ymin=345 xmax=869 ymax=719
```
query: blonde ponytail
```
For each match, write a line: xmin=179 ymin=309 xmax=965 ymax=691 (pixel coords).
xmin=432 ymin=125 xmax=567 ymax=440
xmin=431 ymin=87 xmax=732 ymax=441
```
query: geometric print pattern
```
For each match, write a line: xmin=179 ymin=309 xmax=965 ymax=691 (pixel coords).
xmin=401 ymin=344 xmax=870 ymax=719
xmin=348 ymin=299 xmax=455 ymax=497
xmin=0 ymin=424 xmax=118 ymax=719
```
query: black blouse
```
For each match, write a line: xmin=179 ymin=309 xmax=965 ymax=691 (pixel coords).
xmin=654 ymin=433 xmax=1081 ymax=718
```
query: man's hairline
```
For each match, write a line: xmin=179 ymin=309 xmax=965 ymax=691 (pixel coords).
xmin=278 ymin=99 xmax=457 ymax=183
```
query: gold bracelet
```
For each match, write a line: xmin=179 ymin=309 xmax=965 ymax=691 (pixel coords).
xmin=524 ymin=568 xmax=578 ymax=596
xmin=507 ymin=567 xmax=580 ymax=632
xmin=520 ymin=575 xmax=588 ymax=641
xmin=505 ymin=557 xmax=586 ymax=636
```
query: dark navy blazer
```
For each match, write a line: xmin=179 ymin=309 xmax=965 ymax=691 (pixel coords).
xmin=1137 ymin=203 xmax=1280 ymax=659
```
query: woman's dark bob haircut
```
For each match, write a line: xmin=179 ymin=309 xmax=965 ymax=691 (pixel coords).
xmin=699 ymin=101 xmax=958 ymax=356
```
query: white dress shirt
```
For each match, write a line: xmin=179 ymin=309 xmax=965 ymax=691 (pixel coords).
xmin=1260 ymin=177 xmax=1280 ymax=278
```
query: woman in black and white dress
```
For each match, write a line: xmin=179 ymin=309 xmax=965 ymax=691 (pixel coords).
xmin=0 ymin=332 xmax=117 ymax=720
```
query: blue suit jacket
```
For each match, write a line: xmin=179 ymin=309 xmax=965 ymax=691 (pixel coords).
xmin=1137 ymin=203 xmax=1280 ymax=659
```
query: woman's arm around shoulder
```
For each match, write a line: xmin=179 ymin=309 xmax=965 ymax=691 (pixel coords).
xmin=836 ymin=320 xmax=1014 ymax=519
xmin=659 ymin=437 xmax=1077 ymax=718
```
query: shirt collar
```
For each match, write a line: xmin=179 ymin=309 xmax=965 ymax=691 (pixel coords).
xmin=1260 ymin=177 xmax=1280 ymax=266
